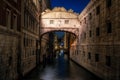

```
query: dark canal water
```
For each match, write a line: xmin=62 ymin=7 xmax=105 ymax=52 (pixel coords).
xmin=22 ymin=55 xmax=102 ymax=80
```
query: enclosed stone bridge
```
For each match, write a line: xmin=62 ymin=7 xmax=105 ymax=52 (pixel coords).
xmin=40 ymin=7 xmax=81 ymax=37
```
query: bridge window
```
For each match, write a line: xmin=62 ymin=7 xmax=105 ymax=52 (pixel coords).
xmin=50 ymin=20 xmax=54 ymax=24
xmin=65 ymin=20 xmax=69 ymax=24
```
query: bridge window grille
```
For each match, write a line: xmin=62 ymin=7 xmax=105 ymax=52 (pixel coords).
xmin=50 ymin=20 xmax=54 ymax=24
xmin=65 ymin=20 xmax=69 ymax=24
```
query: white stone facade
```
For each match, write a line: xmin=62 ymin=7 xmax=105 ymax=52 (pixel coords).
xmin=41 ymin=7 xmax=81 ymax=36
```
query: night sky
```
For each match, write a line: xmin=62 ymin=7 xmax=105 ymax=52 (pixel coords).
xmin=50 ymin=0 xmax=90 ymax=13
xmin=50 ymin=0 xmax=90 ymax=38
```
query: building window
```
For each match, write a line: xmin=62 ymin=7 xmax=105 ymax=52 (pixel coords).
xmin=106 ymin=56 xmax=111 ymax=66
xmin=83 ymin=51 xmax=85 ymax=57
xmin=65 ymin=20 xmax=69 ymax=24
xmin=89 ymin=13 xmax=92 ymax=20
xmin=32 ymin=50 xmax=34 ymax=55
xmin=84 ymin=32 xmax=86 ymax=39
xmin=6 ymin=9 xmax=11 ymax=28
xmin=24 ymin=37 xmax=26 ymax=47
xmin=12 ymin=14 xmax=17 ymax=30
xmin=88 ymin=52 xmax=91 ymax=59
xmin=84 ymin=18 xmax=86 ymax=24
xmin=96 ymin=5 xmax=100 ymax=15
xmin=24 ymin=11 xmax=28 ymax=28
xmin=107 ymin=22 xmax=112 ymax=33
xmin=89 ymin=30 xmax=92 ymax=37
xmin=95 ymin=54 xmax=99 ymax=62
xmin=96 ymin=27 xmax=100 ymax=36
xmin=106 ymin=0 xmax=112 ymax=7
xmin=17 ymin=16 xmax=20 ymax=31
xmin=50 ymin=20 xmax=54 ymax=24
xmin=14 ymin=0 xmax=17 ymax=3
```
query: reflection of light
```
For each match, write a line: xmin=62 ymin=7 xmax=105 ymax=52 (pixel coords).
xmin=59 ymin=50 xmax=64 ymax=56
xmin=55 ymin=46 xmax=58 ymax=49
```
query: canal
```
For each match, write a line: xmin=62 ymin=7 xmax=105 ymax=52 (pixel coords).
xmin=22 ymin=55 xmax=102 ymax=80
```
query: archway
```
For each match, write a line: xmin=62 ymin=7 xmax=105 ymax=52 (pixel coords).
xmin=39 ymin=7 xmax=81 ymax=64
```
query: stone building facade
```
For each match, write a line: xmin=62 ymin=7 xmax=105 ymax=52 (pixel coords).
xmin=20 ymin=0 xmax=40 ymax=76
xmin=0 ymin=0 xmax=21 ymax=80
xmin=70 ymin=0 xmax=120 ymax=80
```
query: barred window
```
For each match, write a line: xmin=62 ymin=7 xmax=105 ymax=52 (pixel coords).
xmin=50 ymin=20 xmax=54 ymax=24
xmin=96 ymin=5 xmax=100 ymax=15
xmin=65 ymin=20 xmax=69 ymax=24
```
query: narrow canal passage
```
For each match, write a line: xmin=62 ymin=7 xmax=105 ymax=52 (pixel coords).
xmin=22 ymin=55 xmax=102 ymax=80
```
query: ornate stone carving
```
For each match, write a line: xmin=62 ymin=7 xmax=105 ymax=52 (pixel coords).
xmin=41 ymin=7 xmax=78 ymax=16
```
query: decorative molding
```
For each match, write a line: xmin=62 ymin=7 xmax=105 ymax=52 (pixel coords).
xmin=42 ymin=7 xmax=79 ymax=15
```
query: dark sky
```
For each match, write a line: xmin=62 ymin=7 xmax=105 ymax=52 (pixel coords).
xmin=50 ymin=0 xmax=90 ymax=13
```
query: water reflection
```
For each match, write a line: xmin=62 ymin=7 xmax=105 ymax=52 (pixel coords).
xmin=23 ymin=53 xmax=102 ymax=80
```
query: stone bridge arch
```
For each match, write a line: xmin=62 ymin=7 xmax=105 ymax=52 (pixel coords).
xmin=41 ymin=7 xmax=81 ymax=37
